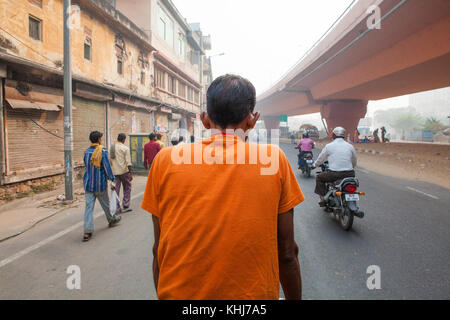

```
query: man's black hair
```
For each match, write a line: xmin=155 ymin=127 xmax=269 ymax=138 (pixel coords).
xmin=179 ymin=136 xmax=184 ymax=142
xmin=171 ymin=139 xmax=179 ymax=146
xmin=89 ymin=131 xmax=103 ymax=143
xmin=206 ymin=74 xmax=256 ymax=129
xmin=156 ymin=133 xmax=162 ymax=140
xmin=118 ymin=133 xmax=126 ymax=143
xmin=190 ymin=135 xmax=195 ymax=143
xmin=149 ymin=133 xmax=156 ymax=141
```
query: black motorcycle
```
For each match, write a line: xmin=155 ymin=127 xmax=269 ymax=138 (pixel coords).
xmin=318 ymin=162 xmax=365 ymax=231
xmin=297 ymin=152 xmax=314 ymax=177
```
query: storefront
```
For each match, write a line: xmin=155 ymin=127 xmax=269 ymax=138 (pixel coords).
xmin=2 ymin=80 xmax=65 ymax=184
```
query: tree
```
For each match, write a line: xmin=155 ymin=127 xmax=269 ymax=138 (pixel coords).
xmin=422 ymin=117 xmax=447 ymax=133
xmin=391 ymin=112 xmax=423 ymax=131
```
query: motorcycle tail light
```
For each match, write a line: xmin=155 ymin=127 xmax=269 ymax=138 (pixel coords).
xmin=344 ymin=185 xmax=358 ymax=193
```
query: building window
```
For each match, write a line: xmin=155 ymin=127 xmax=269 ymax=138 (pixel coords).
xmin=178 ymin=82 xmax=186 ymax=99
xmin=84 ymin=37 xmax=92 ymax=61
xmin=194 ymin=90 xmax=200 ymax=104
xmin=187 ymin=87 xmax=193 ymax=102
xmin=168 ymin=75 xmax=177 ymax=94
xmin=117 ymin=59 xmax=123 ymax=75
xmin=157 ymin=4 xmax=174 ymax=47
xmin=178 ymin=33 xmax=185 ymax=58
xmin=155 ymin=67 xmax=166 ymax=90
xmin=29 ymin=16 xmax=42 ymax=41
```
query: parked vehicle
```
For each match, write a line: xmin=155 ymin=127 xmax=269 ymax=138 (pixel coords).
xmin=317 ymin=162 xmax=365 ymax=231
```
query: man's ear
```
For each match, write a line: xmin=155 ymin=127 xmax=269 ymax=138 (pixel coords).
xmin=247 ymin=112 xmax=260 ymax=130
xmin=200 ymin=112 xmax=211 ymax=129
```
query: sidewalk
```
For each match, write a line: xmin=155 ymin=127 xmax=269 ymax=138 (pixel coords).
xmin=0 ymin=175 xmax=149 ymax=242
xmin=0 ymin=182 xmax=85 ymax=242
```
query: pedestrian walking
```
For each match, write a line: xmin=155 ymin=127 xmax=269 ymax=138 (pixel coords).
xmin=82 ymin=131 xmax=121 ymax=242
xmin=373 ymin=128 xmax=380 ymax=143
xmin=381 ymin=126 xmax=387 ymax=143
xmin=110 ymin=133 xmax=133 ymax=214
xmin=144 ymin=133 xmax=161 ymax=170
xmin=141 ymin=74 xmax=305 ymax=300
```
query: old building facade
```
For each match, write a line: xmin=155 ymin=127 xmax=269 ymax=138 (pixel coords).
xmin=0 ymin=0 xmax=212 ymax=197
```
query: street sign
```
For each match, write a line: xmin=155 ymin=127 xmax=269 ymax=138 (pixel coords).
xmin=280 ymin=114 xmax=288 ymax=123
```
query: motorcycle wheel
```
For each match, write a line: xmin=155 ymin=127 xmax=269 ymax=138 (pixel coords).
xmin=306 ymin=166 xmax=311 ymax=178
xmin=340 ymin=208 xmax=354 ymax=231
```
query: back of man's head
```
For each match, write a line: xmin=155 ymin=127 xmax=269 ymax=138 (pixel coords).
xmin=149 ymin=133 xmax=156 ymax=141
xmin=89 ymin=131 xmax=103 ymax=144
xmin=207 ymin=74 xmax=256 ymax=129
xmin=156 ymin=134 xmax=162 ymax=140
xmin=118 ymin=133 xmax=126 ymax=143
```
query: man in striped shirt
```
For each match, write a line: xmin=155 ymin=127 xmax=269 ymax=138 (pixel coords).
xmin=82 ymin=131 xmax=121 ymax=242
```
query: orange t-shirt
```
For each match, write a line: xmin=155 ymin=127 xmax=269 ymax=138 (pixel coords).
xmin=141 ymin=134 xmax=305 ymax=300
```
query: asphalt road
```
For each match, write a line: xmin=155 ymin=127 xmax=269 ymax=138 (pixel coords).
xmin=0 ymin=143 xmax=449 ymax=300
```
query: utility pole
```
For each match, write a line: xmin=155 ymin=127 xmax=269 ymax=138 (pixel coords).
xmin=63 ymin=0 xmax=73 ymax=201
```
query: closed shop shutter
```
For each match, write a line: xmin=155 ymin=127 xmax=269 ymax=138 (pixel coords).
xmin=109 ymin=103 xmax=152 ymax=148
xmin=72 ymin=96 xmax=106 ymax=167
xmin=5 ymin=103 xmax=64 ymax=180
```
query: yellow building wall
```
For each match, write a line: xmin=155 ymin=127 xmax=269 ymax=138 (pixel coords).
xmin=0 ymin=0 xmax=152 ymax=97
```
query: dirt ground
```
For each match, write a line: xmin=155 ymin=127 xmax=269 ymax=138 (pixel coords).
xmin=316 ymin=140 xmax=450 ymax=189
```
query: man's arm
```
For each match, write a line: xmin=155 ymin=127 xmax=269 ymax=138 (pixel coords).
xmin=143 ymin=145 xmax=148 ymax=170
xmin=102 ymin=151 xmax=115 ymax=181
xmin=351 ymin=146 xmax=357 ymax=168
xmin=314 ymin=145 xmax=328 ymax=167
xmin=278 ymin=209 xmax=302 ymax=300
xmin=125 ymin=147 xmax=133 ymax=179
xmin=152 ymin=215 xmax=161 ymax=293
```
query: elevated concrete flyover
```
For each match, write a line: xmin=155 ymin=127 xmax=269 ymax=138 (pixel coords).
xmin=256 ymin=0 xmax=450 ymax=139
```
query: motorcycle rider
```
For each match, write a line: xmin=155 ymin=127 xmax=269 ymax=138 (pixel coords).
xmin=295 ymin=132 xmax=315 ymax=171
xmin=313 ymin=127 xmax=357 ymax=206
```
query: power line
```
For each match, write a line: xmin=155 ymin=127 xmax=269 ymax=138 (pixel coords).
xmin=289 ymin=0 xmax=409 ymax=88
xmin=0 ymin=26 xmax=62 ymax=69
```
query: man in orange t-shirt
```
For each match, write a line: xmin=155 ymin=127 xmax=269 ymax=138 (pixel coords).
xmin=141 ymin=74 xmax=305 ymax=300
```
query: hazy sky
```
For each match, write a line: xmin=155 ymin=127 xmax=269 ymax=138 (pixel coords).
xmin=172 ymin=0 xmax=357 ymax=95
xmin=171 ymin=0 xmax=448 ymax=130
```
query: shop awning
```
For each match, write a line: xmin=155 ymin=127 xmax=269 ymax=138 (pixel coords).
xmin=5 ymin=80 xmax=66 ymax=112
xmin=6 ymin=98 xmax=62 ymax=111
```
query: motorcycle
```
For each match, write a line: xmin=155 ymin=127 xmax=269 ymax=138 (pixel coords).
xmin=317 ymin=162 xmax=365 ymax=231
xmin=298 ymin=152 xmax=314 ymax=177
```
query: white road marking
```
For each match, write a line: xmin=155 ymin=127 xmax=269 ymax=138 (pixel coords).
xmin=406 ymin=187 xmax=439 ymax=200
xmin=0 ymin=191 xmax=145 ymax=269
xmin=357 ymin=168 xmax=370 ymax=174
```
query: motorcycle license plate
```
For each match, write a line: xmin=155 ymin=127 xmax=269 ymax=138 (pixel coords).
xmin=345 ymin=194 xmax=359 ymax=201
xmin=306 ymin=160 xmax=313 ymax=164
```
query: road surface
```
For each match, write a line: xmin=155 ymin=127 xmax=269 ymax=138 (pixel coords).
xmin=0 ymin=143 xmax=449 ymax=299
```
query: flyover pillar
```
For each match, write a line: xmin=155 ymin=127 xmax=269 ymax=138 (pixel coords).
xmin=321 ymin=100 xmax=368 ymax=141
xmin=263 ymin=116 xmax=280 ymax=139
